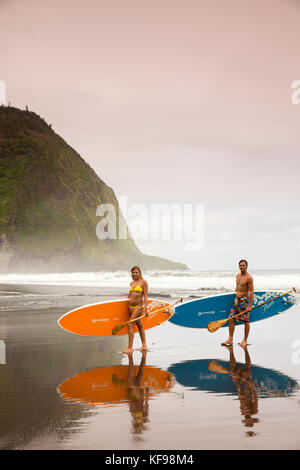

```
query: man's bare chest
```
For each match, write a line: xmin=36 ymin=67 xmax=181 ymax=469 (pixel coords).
xmin=237 ymin=276 xmax=250 ymax=289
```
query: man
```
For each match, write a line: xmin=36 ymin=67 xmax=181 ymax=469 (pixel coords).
xmin=222 ymin=260 xmax=254 ymax=347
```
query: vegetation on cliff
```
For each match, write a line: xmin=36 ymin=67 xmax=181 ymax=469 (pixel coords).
xmin=0 ymin=106 xmax=187 ymax=272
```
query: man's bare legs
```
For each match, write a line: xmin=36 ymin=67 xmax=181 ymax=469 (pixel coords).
xmin=239 ymin=322 xmax=250 ymax=346
xmin=222 ymin=318 xmax=235 ymax=346
xmin=222 ymin=319 xmax=250 ymax=346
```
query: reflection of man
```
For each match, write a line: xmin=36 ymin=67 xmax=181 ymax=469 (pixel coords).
xmin=127 ymin=352 xmax=149 ymax=437
xmin=222 ymin=259 xmax=254 ymax=347
xmin=222 ymin=345 xmax=259 ymax=437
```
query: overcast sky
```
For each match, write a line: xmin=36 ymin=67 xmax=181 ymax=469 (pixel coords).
xmin=1 ymin=0 xmax=300 ymax=270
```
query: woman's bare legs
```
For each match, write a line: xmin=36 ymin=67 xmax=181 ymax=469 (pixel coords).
xmin=122 ymin=306 xmax=147 ymax=354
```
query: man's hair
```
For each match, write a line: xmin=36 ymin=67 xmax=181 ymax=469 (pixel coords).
xmin=239 ymin=259 xmax=248 ymax=267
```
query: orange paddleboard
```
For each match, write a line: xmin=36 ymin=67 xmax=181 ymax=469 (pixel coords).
xmin=57 ymin=298 xmax=174 ymax=336
xmin=58 ymin=365 xmax=175 ymax=404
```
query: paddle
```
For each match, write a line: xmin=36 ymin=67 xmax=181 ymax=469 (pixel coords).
xmin=112 ymin=298 xmax=183 ymax=335
xmin=207 ymin=288 xmax=296 ymax=333
xmin=208 ymin=360 xmax=230 ymax=374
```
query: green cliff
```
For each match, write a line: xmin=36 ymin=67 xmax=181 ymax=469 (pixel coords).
xmin=0 ymin=106 xmax=187 ymax=273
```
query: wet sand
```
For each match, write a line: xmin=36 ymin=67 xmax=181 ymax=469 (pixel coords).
xmin=0 ymin=285 xmax=300 ymax=450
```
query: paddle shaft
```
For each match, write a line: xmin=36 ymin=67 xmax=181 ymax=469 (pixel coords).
xmin=125 ymin=298 xmax=183 ymax=324
xmin=224 ymin=287 xmax=296 ymax=323
xmin=112 ymin=298 xmax=183 ymax=333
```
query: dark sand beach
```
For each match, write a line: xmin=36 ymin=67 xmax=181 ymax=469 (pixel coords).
xmin=0 ymin=280 xmax=300 ymax=450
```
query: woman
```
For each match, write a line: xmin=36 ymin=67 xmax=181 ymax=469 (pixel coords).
xmin=122 ymin=266 xmax=148 ymax=355
xmin=127 ymin=351 xmax=149 ymax=436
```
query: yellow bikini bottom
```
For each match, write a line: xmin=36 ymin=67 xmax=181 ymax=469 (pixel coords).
xmin=129 ymin=304 xmax=145 ymax=310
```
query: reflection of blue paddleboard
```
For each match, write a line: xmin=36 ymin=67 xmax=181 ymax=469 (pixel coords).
xmin=169 ymin=291 xmax=296 ymax=329
xmin=168 ymin=359 xmax=298 ymax=398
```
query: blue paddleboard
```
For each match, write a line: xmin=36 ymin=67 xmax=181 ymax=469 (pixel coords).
xmin=168 ymin=359 xmax=298 ymax=398
xmin=169 ymin=291 xmax=296 ymax=329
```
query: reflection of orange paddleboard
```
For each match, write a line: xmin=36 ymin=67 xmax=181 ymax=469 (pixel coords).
xmin=58 ymin=365 xmax=175 ymax=404
xmin=57 ymin=298 xmax=173 ymax=337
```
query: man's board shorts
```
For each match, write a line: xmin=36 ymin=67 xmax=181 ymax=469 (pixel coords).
xmin=229 ymin=296 xmax=250 ymax=323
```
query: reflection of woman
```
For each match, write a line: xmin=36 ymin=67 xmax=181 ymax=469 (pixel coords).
xmin=127 ymin=351 xmax=149 ymax=437
xmin=122 ymin=266 xmax=148 ymax=355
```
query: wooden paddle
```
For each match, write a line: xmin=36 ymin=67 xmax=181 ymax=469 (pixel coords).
xmin=208 ymin=360 xmax=230 ymax=374
xmin=112 ymin=298 xmax=183 ymax=335
xmin=207 ymin=288 xmax=296 ymax=333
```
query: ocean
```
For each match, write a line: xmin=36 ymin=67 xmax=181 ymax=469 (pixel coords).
xmin=0 ymin=269 xmax=299 ymax=311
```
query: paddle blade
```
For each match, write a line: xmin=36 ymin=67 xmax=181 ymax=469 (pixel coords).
xmin=207 ymin=318 xmax=228 ymax=333
xmin=208 ymin=360 xmax=230 ymax=374
xmin=112 ymin=323 xmax=125 ymax=335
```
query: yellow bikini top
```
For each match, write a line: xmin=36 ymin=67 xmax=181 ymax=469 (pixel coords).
xmin=129 ymin=284 xmax=143 ymax=293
